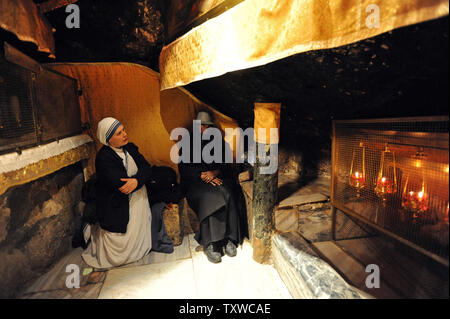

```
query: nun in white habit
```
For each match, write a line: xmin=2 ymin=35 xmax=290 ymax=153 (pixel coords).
xmin=81 ymin=117 xmax=169 ymax=269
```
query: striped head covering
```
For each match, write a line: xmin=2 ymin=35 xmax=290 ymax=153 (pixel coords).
xmin=97 ymin=117 xmax=123 ymax=146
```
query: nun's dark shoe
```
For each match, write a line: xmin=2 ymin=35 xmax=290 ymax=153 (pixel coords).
xmin=224 ymin=240 xmax=237 ymax=257
xmin=205 ymin=244 xmax=222 ymax=263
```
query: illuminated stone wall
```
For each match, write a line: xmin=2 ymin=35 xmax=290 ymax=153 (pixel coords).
xmin=0 ymin=163 xmax=84 ymax=298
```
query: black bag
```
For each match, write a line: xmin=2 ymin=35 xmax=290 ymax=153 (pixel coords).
xmin=147 ymin=166 xmax=185 ymax=205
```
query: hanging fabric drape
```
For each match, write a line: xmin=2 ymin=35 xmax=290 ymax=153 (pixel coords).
xmin=0 ymin=0 xmax=55 ymax=58
xmin=159 ymin=0 xmax=449 ymax=90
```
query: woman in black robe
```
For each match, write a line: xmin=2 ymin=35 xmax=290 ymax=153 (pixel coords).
xmin=179 ymin=112 xmax=248 ymax=263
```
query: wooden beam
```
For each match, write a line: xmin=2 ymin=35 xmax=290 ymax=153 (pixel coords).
xmin=37 ymin=0 xmax=79 ymax=14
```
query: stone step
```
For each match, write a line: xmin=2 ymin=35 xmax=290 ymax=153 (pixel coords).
xmin=272 ymin=232 xmax=371 ymax=299
xmin=241 ymin=176 xmax=331 ymax=235
xmin=274 ymin=208 xmax=299 ymax=233
xmin=274 ymin=193 xmax=330 ymax=233
xmin=312 ymin=241 xmax=400 ymax=299
xmin=278 ymin=193 xmax=328 ymax=209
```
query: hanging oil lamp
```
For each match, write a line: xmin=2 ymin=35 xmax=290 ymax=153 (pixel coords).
xmin=349 ymin=141 xmax=366 ymax=198
xmin=402 ymin=180 xmax=429 ymax=222
xmin=401 ymin=149 xmax=430 ymax=223
xmin=374 ymin=145 xmax=397 ymax=204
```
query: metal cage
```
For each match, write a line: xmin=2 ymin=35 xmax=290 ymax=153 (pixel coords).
xmin=0 ymin=54 xmax=81 ymax=154
xmin=331 ymin=116 xmax=449 ymax=267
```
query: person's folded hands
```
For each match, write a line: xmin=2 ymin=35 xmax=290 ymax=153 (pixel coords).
xmin=209 ymin=178 xmax=223 ymax=187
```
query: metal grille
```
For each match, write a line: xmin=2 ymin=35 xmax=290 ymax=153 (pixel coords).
xmin=0 ymin=58 xmax=37 ymax=151
xmin=0 ymin=56 xmax=81 ymax=154
xmin=332 ymin=117 xmax=449 ymax=265
xmin=35 ymin=68 xmax=81 ymax=142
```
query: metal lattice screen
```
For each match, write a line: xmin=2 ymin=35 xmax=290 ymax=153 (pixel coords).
xmin=332 ymin=117 xmax=449 ymax=265
xmin=0 ymin=56 xmax=81 ymax=154
xmin=0 ymin=58 xmax=37 ymax=150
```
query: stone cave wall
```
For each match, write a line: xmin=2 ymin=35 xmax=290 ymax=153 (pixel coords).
xmin=278 ymin=146 xmax=331 ymax=180
xmin=41 ymin=0 xmax=165 ymax=70
xmin=0 ymin=163 xmax=84 ymax=298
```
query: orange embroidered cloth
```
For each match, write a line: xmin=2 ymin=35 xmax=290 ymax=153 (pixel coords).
xmin=160 ymin=0 xmax=448 ymax=90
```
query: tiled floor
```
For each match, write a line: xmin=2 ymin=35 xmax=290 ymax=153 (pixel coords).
xmin=20 ymin=234 xmax=292 ymax=299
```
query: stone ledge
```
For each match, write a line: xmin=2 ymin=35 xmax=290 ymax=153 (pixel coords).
xmin=275 ymin=194 xmax=330 ymax=233
xmin=278 ymin=193 xmax=328 ymax=209
xmin=0 ymin=135 xmax=93 ymax=196
xmin=240 ymin=176 xmax=331 ymax=204
xmin=0 ymin=135 xmax=93 ymax=174
xmin=272 ymin=232 xmax=371 ymax=299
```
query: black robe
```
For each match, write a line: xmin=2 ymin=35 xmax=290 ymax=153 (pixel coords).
xmin=178 ymin=134 xmax=248 ymax=247
xmin=95 ymin=143 xmax=152 ymax=233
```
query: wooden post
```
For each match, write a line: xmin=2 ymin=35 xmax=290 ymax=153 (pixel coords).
xmin=252 ymin=102 xmax=281 ymax=264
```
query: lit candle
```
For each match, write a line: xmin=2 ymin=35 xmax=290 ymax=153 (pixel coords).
xmin=351 ymin=171 xmax=365 ymax=188
xmin=355 ymin=172 xmax=361 ymax=180
xmin=402 ymin=190 xmax=429 ymax=219
xmin=375 ymin=176 xmax=394 ymax=197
